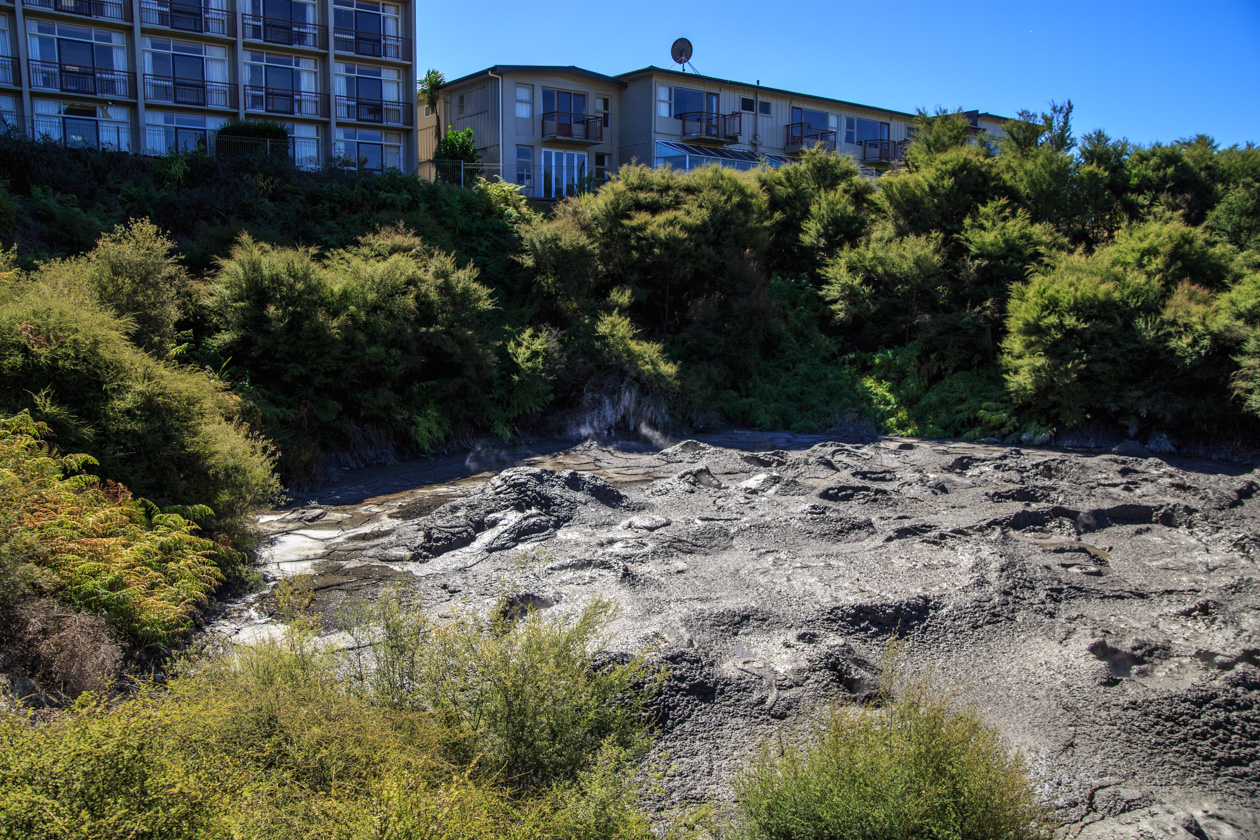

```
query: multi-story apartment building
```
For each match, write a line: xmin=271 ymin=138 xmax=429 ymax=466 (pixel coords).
xmin=0 ymin=0 xmax=418 ymax=170
xmin=419 ymin=63 xmax=1006 ymax=198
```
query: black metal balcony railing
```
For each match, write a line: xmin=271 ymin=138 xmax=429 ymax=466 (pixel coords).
xmin=28 ymin=60 xmax=134 ymax=98
xmin=244 ymin=85 xmax=326 ymax=117
xmin=241 ymin=13 xmax=325 ymax=48
xmin=0 ymin=57 xmax=17 ymax=87
xmin=334 ymin=95 xmax=411 ymax=127
xmin=541 ymin=111 xmax=603 ymax=143
xmin=144 ymin=75 xmax=234 ymax=108
xmin=332 ymin=28 xmax=409 ymax=60
xmin=860 ymin=138 xmax=908 ymax=164
xmin=139 ymin=0 xmax=232 ymax=35
xmin=786 ymin=122 xmax=837 ymax=152
xmin=675 ymin=111 xmax=741 ymax=141
xmin=23 ymin=0 xmax=126 ymax=20
xmin=31 ymin=114 xmax=131 ymax=151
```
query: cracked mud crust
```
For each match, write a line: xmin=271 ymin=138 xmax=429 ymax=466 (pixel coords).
xmin=213 ymin=433 xmax=1260 ymax=838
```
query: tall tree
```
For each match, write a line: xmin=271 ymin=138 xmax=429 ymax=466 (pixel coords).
xmin=417 ymin=68 xmax=446 ymax=153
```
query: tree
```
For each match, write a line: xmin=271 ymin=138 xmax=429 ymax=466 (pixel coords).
xmin=417 ymin=68 xmax=445 ymax=150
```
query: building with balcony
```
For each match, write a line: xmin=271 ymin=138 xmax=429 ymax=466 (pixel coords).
xmin=419 ymin=63 xmax=1006 ymax=197
xmin=0 ymin=0 xmax=418 ymax=171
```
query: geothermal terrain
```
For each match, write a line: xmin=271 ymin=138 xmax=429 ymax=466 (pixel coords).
xmin=212 ymin=432 xmax=1260 ymax=839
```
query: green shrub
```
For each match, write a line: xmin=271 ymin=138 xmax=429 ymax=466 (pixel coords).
xmin=733 ymin=655 xmax=1052 ymax=840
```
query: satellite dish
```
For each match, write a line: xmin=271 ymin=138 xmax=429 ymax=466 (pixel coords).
xmin=671 ymin=38 xmax=693 ymax=69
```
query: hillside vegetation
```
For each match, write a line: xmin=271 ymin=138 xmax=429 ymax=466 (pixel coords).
xmin=0 ymin=106 xmax=1257 ymax=688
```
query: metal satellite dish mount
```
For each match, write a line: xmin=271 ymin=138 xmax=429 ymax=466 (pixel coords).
xmin=671 ymin=38 xmax=696 ymax=73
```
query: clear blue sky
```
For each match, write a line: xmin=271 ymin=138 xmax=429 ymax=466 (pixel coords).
xmin=418 ymin=0 xmax=1259 ymax=148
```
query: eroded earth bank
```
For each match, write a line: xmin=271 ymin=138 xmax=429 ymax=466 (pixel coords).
xmin=211 ymin=432 xmax=1260 ymax=839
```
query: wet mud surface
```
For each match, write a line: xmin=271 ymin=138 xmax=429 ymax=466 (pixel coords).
xmin=210 ymin=432 xmax=1260 ymax=838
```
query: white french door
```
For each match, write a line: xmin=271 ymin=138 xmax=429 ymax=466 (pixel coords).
xmin=540 ymin=148 xmax=587 ymax=199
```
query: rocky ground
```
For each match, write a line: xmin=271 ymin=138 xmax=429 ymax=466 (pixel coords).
xmin=211 ymin=431 xmax=1260 ymax=839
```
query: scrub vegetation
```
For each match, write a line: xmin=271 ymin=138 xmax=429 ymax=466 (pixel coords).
xmin=0 ymin=103 xmax=1255 ymax=835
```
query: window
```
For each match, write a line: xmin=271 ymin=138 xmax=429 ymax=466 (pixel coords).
xmin=515 ymin=84 xmax=532 ymax=119
xmin=792 ymin=107 xmax=828 ymax=130
xmin=27 ymin=21 xmax=128 ymax=96
xmin=32 ymin=99 xmax=131 ymax=151
xmin=540 ymin=148 xmax=586 ymax=199
xmin=596 ymin=96 xmax=610 ymax=128
xmin=758 ymin=101 xmax=771 ymax=116
xmin=244 ymin=0 xmax=319 ymax=47
xmin=0 ymin=94 xmax=16 ymax=129
xmin=143 ymin=38 xmax=229 ymax=107
xmin=905 ymin=126 xmax=917 ymax=140
xmin=145 ymin=110 xmax=226 ymax=155
xmin=336 ymin=126 xmax=401 ymax=171
xmin=515 ymin=145 xmax=532 ymax=191
xmin=457 ymin=94 xmax=464 ymax=115
xmin=595 ymin=152 xmax=610 ymax=183
xmin=542 ymin=88 xmax=587 ymax=117
xmin=333 ymin=0 xmax=403 ymax=58
xmin=844 ymin=116 xmax=883 ymax=145
xmin=244 ymin=51 xmax=318 ymax=116
xmin=335 ymin=61 xmax=403 ymax=123
xmin=0 ymin=17 xmax=12 ymax=87
xmin=740 ymin=97 xmax=754 ymax=113
xmin=658 ymin=85 xmax=711 ymax=118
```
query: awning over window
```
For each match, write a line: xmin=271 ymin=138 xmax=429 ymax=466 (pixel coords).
xmin=654 ymin=140 xmax=793 ymax=172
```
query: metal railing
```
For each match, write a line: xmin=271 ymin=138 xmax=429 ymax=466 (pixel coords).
xmin=31 ymin=114 xmax=131 ymax=151
xmin=243 ymin=85 xmax=326 ymax=117
xmin=332 ymin=28 xmax=409 ymax=60
xmin=675 ymin=111 xmax=741 ymax=141
xmin=145 ymin=127 xmax=322 ymax=168
xmin=334 ymin=95 xmax=412 ymax=126
xmin=144 ymin=75 xmax=234 ymax=108
xmin=541 ymin=111 xmax=602 ymax=142
xmin=860 ymin=138 xmax=908 ymax=164
xmin=240 ymin=13 xmax=325 ymax=48
xmin=0 ymin=57 xmax=17 ymax=87
xmin=139 ymin=0 xmax=232 ymax=35
xmin=23 ymin=0 xmax=126 ymax=19
xmin=417 ymin=159 xmax=504 ymax=187
xmin=28 ymin=60 xmax=134 ymax=98
xmin=786 ymin=122 xmax=837 ymax=152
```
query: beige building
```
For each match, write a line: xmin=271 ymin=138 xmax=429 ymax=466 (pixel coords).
xmin=0 ymin=0 xmax=419 ymax=170
xmin=420 ymin=63 xmax=1006 ymax=196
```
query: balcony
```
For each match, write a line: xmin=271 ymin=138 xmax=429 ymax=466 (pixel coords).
xmin=144 ymin=75 xmax=234 ymax=109
xmin=786 ymin=122 xmax=837 ymax=154
xmin=244 ymin=85 xmax=326 ymax=118
xmin=139 ymin=1 xmax=232 ymax=36
xmin=541 ymin=111 xmax=602 ymax=144
xmin=676 ymin=111 xmax=740 ymax=143
xmin=332 ymin=28 xmax=409 ymax=60
xmin=335 ymin=95 xmax=412 ymax=127
xmin=0 ymin=57 xmax=17 ymax=87
xmin=860 ymin=138 xmax=908 ymax=166
xmin=22 ymin=0 xmax=126 ymax=20
xmin=241 ymin=13 xmax=325 ymax=49
xmin=28 ymin=60 xmax=134 ymax=98
xmin=32 ymin=114 xmax=131 ymax=151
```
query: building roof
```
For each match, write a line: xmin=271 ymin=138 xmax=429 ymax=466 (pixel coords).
xmin=615 ymin=65 xmax=924 ymax=120
xmin=440 ymin=65 xmax=628 ymax=90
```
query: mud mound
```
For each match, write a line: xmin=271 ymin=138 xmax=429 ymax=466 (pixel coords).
xmin=227 ymin=436 xmax=1260 ymax=837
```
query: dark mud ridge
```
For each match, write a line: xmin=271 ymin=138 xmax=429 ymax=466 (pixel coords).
xmin=218 ymin=433 xmax=1260 ymax=839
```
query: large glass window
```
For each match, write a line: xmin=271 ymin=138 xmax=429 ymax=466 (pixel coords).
xmin=27 ymin=21 xmax=128 ymax=96
xmin=140 ymin=0 xmax=231 ymax=36
xmin=792 ymin=107 xmax=828 ymax=131
xmin=542 ymin=88 xmax=587 ymax=117
xmin=144 ymin=38 xmax=229 ymax=107
xmin=336 ymin=126 xmax=401 ymax=171
xmin=515 ymin=145 xmax=532 ymax=191
xmin=32 ymin=99 xmax=131 ymax=151
xmin=0 ymin=17 xmax=12 ymax=87
xmin=657 ymin=85 xmax=706 ymax=117
xmin=540 ymin=148 xmax=586 ymax=200
xmin=844 ymin=116 xmax=885 ymax=145
xmin=333 ymin=0 xmax=402 ymax=58
xmin=145 ymin=110 xmax=226 ymax=154
xmin=335 ymin=61 xmax=402 ymax=122
xmin=243 ymin=0 xmax=319 ymax=47
xmin=245 ymin=51 xmax=319 ymax=115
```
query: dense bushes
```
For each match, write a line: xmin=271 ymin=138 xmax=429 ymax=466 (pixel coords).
xmin=0 ymin=596 xmax=674 ymax=840
xmin=733 ymin=658 xmax=1051 ymax=840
